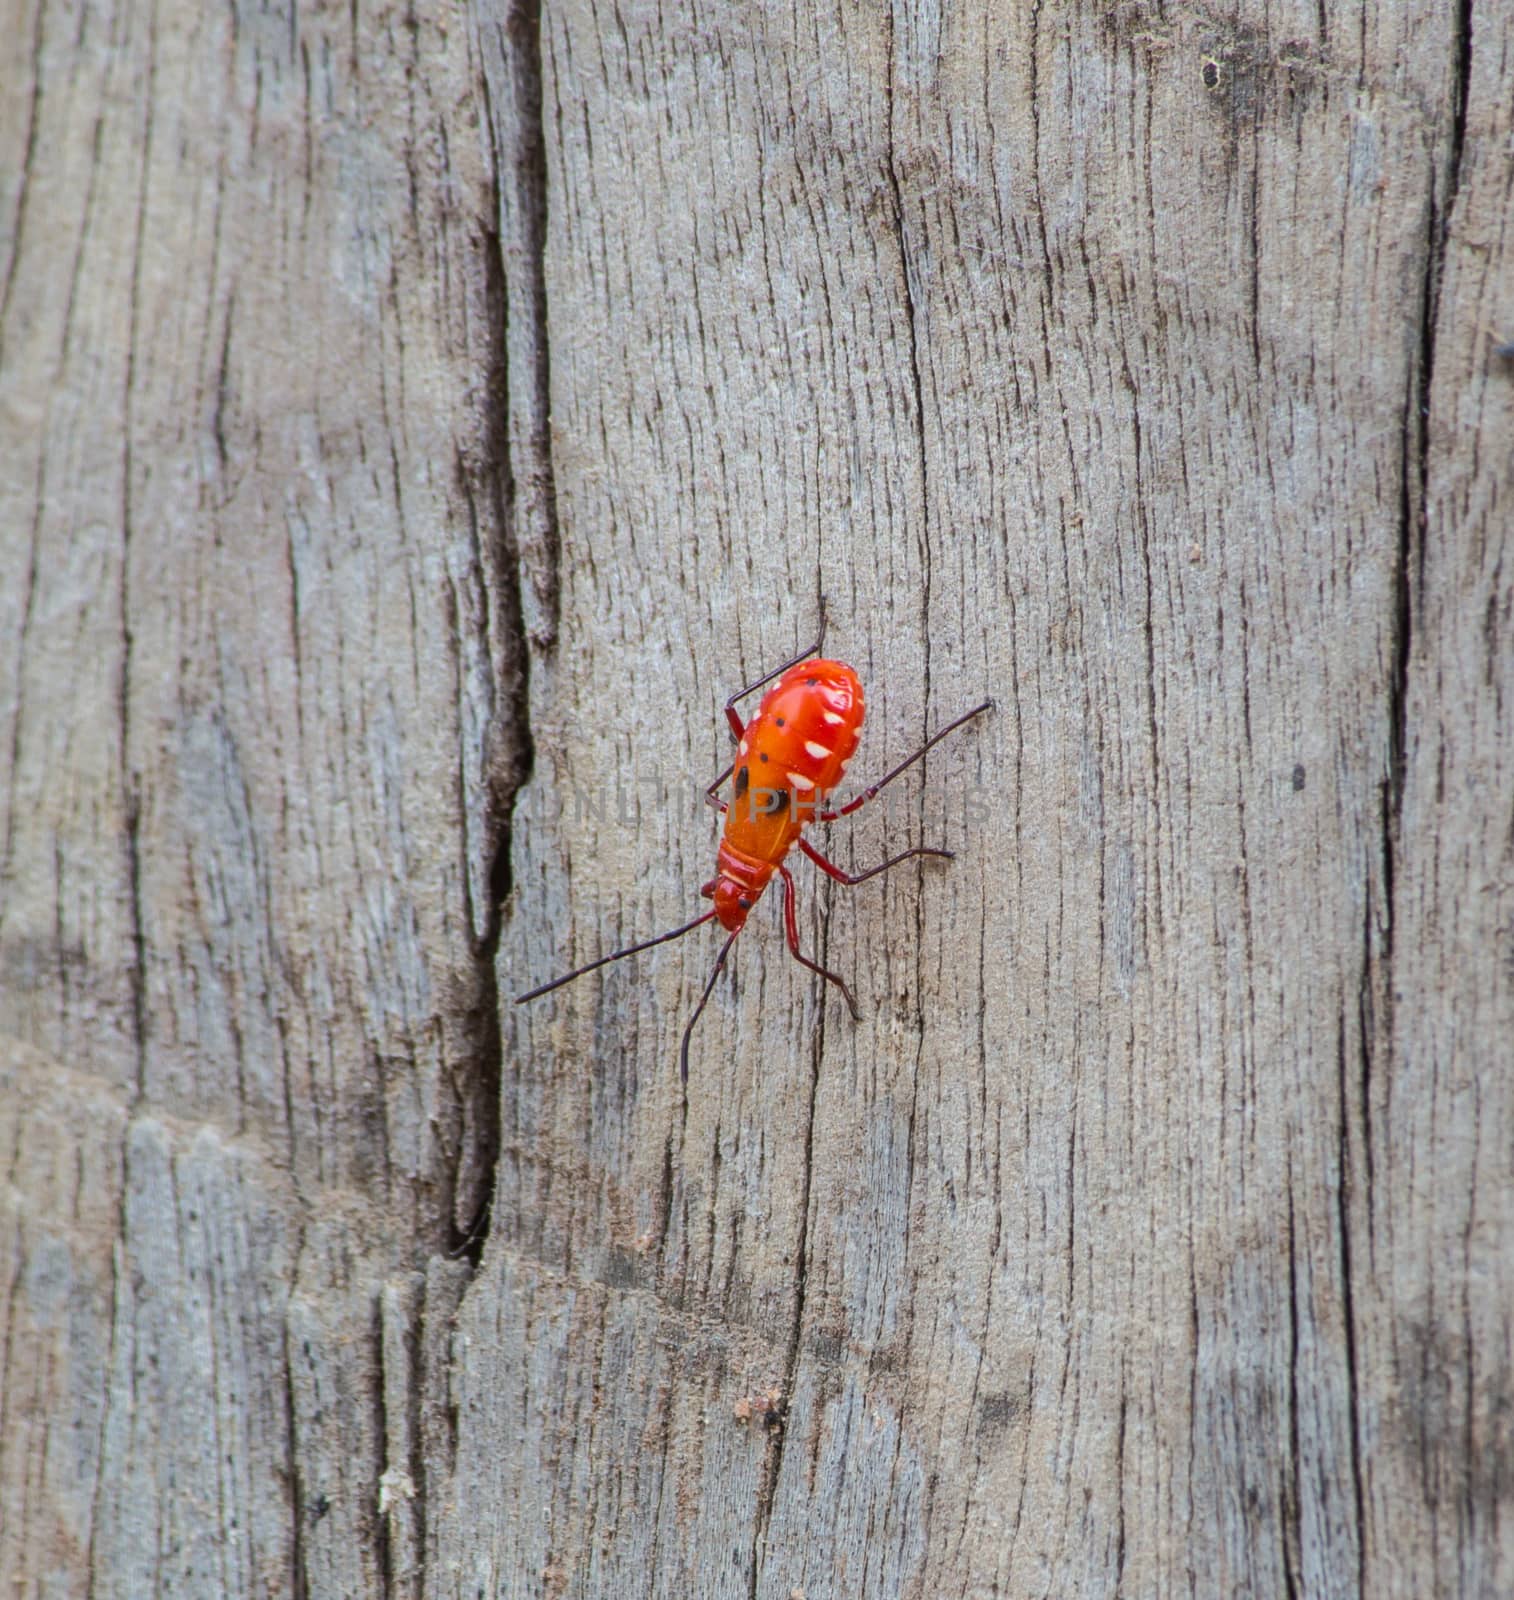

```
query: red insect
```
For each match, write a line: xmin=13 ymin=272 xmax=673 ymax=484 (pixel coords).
xmin=516 ymin=608 xmax=991 ymax=1079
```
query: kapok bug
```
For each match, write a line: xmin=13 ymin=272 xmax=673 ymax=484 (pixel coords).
xmin=515 ymin=605 xmax=992 ymax=1079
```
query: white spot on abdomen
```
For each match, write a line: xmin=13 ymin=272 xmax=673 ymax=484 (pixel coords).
xmin=804 ymin=740 xmax=831 ymax=760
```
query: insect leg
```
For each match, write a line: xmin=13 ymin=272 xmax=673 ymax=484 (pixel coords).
xmin=681 ymin=929 xmax=741 ymax=1083
xmin=703 ymin=761 xmax=733 ymax=812
xmin=818 ymin=699 xmax=993 ymax=822
xmin=778 ymin=864 xmax=860 ymax=1020
xmin=721 ymin=599 xmax=829 ymax=740
xmin=799 ymin=836 xmax=952 ymax=884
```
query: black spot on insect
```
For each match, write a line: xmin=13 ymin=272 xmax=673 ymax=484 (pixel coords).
xmin=771 ymin=789 xmax=790 ymax=813
xmin=806 ymin=677 xmax=817 ymax=685
xmin=759 ymin=751 xmax=768 ymax=762
xmin=735 ymin=765 xmax=750 ymax=797
xmin=775 ymin=716 xmax=785 ymax=727
xmin=738 ymin=896 xmax=752 ymax=909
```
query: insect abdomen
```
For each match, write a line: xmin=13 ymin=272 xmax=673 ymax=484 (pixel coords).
xmin=722 ymin=660 xmax=864 ymax=862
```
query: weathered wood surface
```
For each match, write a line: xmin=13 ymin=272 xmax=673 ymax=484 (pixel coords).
xmin=2 ymin=1 xmax=1511 ymax=1596
xmin=0 ymin=0 xmax=516 ymax=1592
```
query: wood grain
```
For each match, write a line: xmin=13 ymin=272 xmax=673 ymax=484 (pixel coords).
xmin=1 ymin=0 xmax=515 ymax=1591
xmin=2 ymin=1 xmax=1509 ymax=1596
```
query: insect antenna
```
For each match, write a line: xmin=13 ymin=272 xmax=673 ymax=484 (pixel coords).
xmin=515 ymin=910 xmax=719 ymax=1003
xmin=680 ymin=928 xmax=741 ymax=1083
